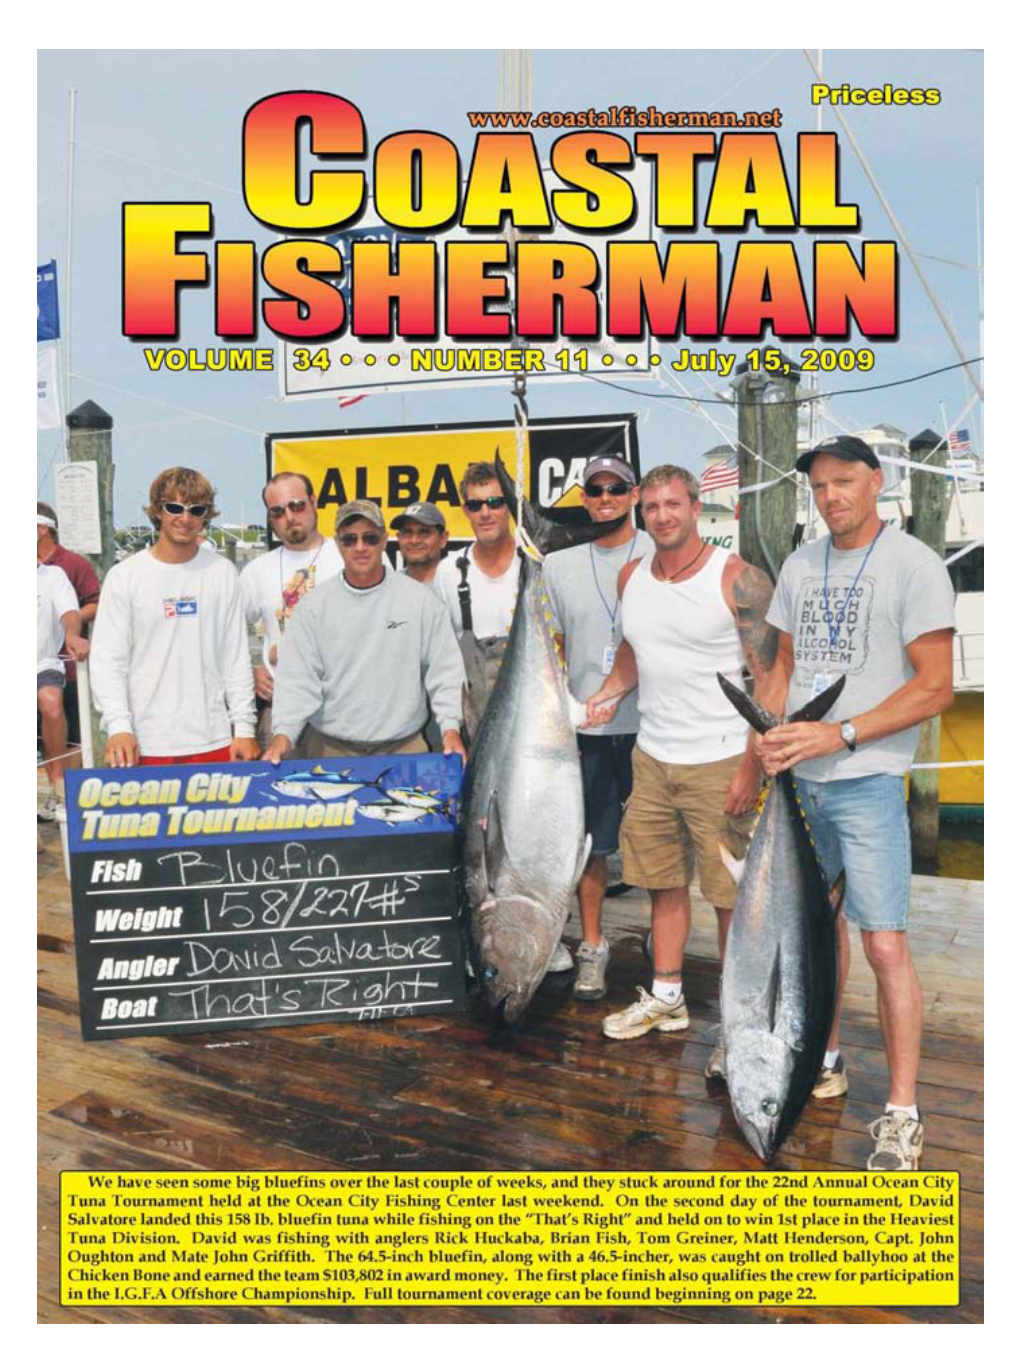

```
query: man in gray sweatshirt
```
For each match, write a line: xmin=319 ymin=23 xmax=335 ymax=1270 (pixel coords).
xmin=263 ymin=500 xmax=467 ymax=763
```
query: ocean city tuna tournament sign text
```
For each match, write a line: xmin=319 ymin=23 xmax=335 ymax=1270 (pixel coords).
xmin=121 ymin=93 xmax=898 ymax=345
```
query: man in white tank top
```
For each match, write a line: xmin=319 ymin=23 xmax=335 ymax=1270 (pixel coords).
xmin=585 ymin=465 xmax=783 ymax=1062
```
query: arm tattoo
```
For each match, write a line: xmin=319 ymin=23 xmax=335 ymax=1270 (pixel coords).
xmin=733 ymin=564 xmax=780 ymax=677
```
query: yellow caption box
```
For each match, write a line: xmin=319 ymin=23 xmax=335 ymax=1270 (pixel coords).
xmin=61 ymin=1170 xmax=959 ymax=1309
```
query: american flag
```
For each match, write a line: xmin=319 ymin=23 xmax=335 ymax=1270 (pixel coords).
xmin=948 ymin=428 xmax=971 ymax=453
xmin=700 ymin=457 xmax=739 ymax=496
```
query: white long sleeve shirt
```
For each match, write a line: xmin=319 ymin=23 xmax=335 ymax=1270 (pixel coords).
xmin=90 ymin=548 xmax=256 ymax=757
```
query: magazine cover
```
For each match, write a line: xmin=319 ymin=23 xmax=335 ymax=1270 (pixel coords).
xmin=36 ymin=41 xmax=985 ymax=1327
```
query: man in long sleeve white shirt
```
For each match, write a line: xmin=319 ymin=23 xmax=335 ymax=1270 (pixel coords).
xmin=90 ymin=467 xmax=258 ymax=767
xmin=263 ymin=500 xmax=466 ymax=764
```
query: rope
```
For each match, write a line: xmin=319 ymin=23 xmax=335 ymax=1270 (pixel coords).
xmin=37 ymin=745 xmax=82 ymax=770
xmin=512 ymin=373 xmax=529 ymax=553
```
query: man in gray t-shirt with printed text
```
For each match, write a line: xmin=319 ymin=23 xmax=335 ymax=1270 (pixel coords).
xmin=544 ymin=456 xmax=652 ymax=1000
xmin=759 ymin=435 xmax=956 ymax=1172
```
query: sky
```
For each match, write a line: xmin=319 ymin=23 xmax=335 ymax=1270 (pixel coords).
xmin=37 ymin=48 xmax=983 ymax=526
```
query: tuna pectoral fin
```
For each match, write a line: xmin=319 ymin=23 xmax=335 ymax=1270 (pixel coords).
xmin=828 ymin=869 xmax=847 ymax=914
xmin=571 ymin=834 xmax=593 ymax=892
xmin=788 ymin=674 xmax=847 ymax=724
xmin=719 ymin=842 xmax=746 ymax=887
xmin=481 ymin=792 xmax=516 ymax=895
xmin=747 ymin=947 xmax=783 ymax=1034
xmin=717 ymin=673 xmax=779 ymax=735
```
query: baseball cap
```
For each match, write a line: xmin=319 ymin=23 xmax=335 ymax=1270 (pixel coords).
xmin=335 ymin=499 xmax=385 ymax=533
xmin=583 ymin=456 xmax=637 ymax=486
xmin=795 ymin=435 xmax=881 ymax=475
xmin=390 ymin=502 xmax=446 ymax=531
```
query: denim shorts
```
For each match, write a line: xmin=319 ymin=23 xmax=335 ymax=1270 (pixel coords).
xmin=793 ymin=773 xmax=911 ymax=932
xmin=578 ymin=732 xmax=636 ymax=857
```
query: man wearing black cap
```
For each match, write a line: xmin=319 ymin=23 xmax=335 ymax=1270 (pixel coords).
xmin=543 ymin=456 xmax=652 ymax=999
xmin=392 ymin=501 xmax=448 ymax=589
xmin=263 ymin=500 xmax=466 ymax=763
xmin=759 ymin=434 xmax=956 ymax=1170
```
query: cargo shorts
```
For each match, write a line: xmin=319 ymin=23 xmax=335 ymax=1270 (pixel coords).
xmin=620 ymin=745 xmax=758 ymax=906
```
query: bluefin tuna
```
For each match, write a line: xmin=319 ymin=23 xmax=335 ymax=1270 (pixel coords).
xmin=716 ymin=671 xmax=846 ymax=1162
xmin=459 ymin=455 xmax=627 ymax=1022
xmin=271 ymin=765 xmax=391 ymax=801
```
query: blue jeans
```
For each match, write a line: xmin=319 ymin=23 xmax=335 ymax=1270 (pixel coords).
xmin=793 ymin=774 xmax=911 ymax=932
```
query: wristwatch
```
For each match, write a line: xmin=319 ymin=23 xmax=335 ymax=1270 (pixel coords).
xmin=839 ymin=720 xmax=858 ymax=752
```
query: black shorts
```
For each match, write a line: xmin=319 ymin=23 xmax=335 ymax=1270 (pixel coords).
xmin=578 ymin=732 xmax=637 ymax=857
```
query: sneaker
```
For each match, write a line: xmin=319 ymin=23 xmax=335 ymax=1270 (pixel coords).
xmin=867 ymin=1110 xmax=924 ymax=1171
xmin=602 ymin=987 xmax=689 ymax=1041
xmin=813 ymin=1054 xmax=849 ymax=1099
xmin=573 ymin=939 xmax=610 ymax=1001
xmin=38 ymin=790 xmax=63 ymax=823
xmin=545 ymin=941 xmax=574 ymax=974
xmin=705 ymin=1041 xmax=727 ymax=1081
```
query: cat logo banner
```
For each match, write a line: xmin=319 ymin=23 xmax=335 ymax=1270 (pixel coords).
xmin=266 ymin=414 xmax=640 ymax=545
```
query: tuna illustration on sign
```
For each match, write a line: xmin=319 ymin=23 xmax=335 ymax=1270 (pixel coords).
xmin=716 ymin=671 xmax=845 ymax=1163
xmin=271 ymin=766 xmax=392 ymax=801
xmin=459 ymin=454 xmax=628 ymax=1022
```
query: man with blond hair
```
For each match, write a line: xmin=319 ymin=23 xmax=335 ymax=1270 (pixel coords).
xmin=586 ymin=463 xmax=781 ymax=1058
xmin=90 ymin=467 xmax=258 ymax=766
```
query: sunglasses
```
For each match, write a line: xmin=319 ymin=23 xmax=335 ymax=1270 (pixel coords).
xmin=267 ymin=499 xmax=309 ymax=519
xmin=162 ymin=502 xmax=209 ymax=518
xmin=464 ymin=496 xmax=507 ymax=512
xmin=338 ymin=531 xmax=383 ymax=547
xmin=584 ymin=482 xmax=632 ymax=498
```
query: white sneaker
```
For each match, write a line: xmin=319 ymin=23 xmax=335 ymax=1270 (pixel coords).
xmin=573 ymin=939 xmax=610 ymax=1001
xmin=867 ymin=1110 xmax=924 ymax=1170
xmin=602 ymin=987 xmax=689 ymax=1040
xmin=545 ymin=941 xmax=574 ymax=973
xmin=38 ymin=790 xmax=64 ymax=823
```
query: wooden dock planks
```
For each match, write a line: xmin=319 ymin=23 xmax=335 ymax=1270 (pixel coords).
xmin=37 ymin=823 xmax=983 ymax=1324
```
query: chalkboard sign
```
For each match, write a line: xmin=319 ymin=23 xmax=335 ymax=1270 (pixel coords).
xmin=64 ymin=756 xmax=466 ymax=1041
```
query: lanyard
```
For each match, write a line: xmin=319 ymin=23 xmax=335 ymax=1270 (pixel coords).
xmin=590 ymin=535 xmax=638 ymax=629
xmin=823 ymin=524 xmax=883 ymax=655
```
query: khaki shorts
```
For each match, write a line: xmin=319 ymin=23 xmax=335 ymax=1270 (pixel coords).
xmin=620 ymin=745 xmax=758 ymax=906
xmin=305 ymin=730 xmax=428 ymax=759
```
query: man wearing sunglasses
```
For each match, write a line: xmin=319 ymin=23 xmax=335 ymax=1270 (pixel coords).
xmin=543 ymin=456 xmax=653 ymax=1000
xmin=264 ymin=501 xmax=466 ymax=764
xmin=434 ymin=461 xmax=520 ymax=742
xmin=90 ymin=467 xmax=258 ymax=767
xmin=240 ymin=472 xmax=342 ymax=748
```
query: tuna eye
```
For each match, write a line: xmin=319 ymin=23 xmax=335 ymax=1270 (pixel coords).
xmin=761 ymin=1099 xmax=779 ymax=1117
xmin=483 ymin=964 xmax=499 ymax=984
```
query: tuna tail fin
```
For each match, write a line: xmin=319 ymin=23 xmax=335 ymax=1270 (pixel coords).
xmin=787 ymin=673 xmax=847 ymax=724
xmin=718 ymin=841 xmax=746 ymax=887
xmin=716 ymin=672 xmax=780 ymax=735
xmin=493 ymin=451 xmax=628 ymax=557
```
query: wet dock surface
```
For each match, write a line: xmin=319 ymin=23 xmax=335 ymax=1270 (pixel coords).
xmin=38 ymin=822 xmax=983 ymax=1323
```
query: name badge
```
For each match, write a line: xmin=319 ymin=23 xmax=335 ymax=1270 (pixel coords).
xmin=811 ymin=670 xmax=831 ymax=699
xmin=602 ymin=645 xmax=616 ymax=675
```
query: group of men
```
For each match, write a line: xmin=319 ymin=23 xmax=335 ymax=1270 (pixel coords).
xmin=40 ymin=434 xmax=956 ymax=1170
